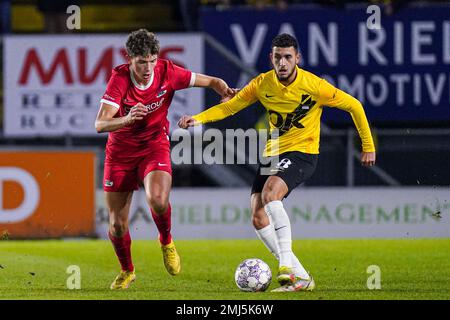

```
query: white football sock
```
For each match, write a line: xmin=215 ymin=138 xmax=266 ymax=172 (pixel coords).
xmin=291 ymin=253 xmax=310 ymax=280
xmin=264 ymin=200 xmax=293 ymax=268
xmin=255 ymin=224 xmax=280 ymax=260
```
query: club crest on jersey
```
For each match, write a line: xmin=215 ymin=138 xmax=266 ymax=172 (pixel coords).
xmin=104 ymin=180 xmax=114 ymax=187
xmin=157 ymin=89 xmax=167 ymax=98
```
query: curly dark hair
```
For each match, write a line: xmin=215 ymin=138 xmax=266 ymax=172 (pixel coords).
xmin=271 ymin=33 xmax=298 ymax=52
xmin=126 ymin=29 xmax=160 ymax=58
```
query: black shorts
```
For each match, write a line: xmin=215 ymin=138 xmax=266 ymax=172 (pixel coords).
xmin=251 ymin=151 xmax=318 ymax=198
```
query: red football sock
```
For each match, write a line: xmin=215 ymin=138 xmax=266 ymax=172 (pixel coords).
xmin=151 ymin=204 xmax=172 ymax=245
xmin=109 ymin=230 xmax=134 ymax=272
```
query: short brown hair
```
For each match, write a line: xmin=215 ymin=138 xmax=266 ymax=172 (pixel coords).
xmin=126 ymin=29 xmax=160 ymax=58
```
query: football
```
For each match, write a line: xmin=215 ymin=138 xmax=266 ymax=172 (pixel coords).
xmin=234 ymin=258 xmax=272 ymax=292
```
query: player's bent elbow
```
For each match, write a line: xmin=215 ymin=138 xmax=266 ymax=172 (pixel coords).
xmin=354 ymin=98 xmax=365 ymax=111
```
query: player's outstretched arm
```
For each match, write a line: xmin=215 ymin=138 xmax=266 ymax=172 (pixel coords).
xmin=177 ymin=115 xmax=199 ymax=129
xmin=193 ymin=73 xmax=236 ymax=100
xmin=178 ymin=95 xmax=250 ymax=129
xmin=179 ymin=76 xmax=258 ymax=129
xmin=95 ymin=102 xmax=148 ymax=133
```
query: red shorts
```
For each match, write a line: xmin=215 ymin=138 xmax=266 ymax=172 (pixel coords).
xmin=103 ymin=142 xmax=172 ymax=192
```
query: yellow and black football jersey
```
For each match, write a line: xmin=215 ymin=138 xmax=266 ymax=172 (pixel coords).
xmin=193 ymin=66 xmax=375 ymax=157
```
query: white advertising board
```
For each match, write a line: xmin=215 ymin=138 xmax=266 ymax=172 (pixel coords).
xmin=4 ymin=34 xmax=204 ymax=137
xmin=96 ymin=187 xmax=450 ymax=239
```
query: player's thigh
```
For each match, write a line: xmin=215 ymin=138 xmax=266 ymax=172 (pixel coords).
xmin=250 ymin=164 xmax=269 ymax=195
xmin=138 ymin=140 xmax=172 ymax=180
xmin=142 ymin=170 xmax=172 ymax=210
xmin=105 ymin=191 xmax=133 ymax=224
xmin=251 ymin=162 xmax=287 ymax=210
xmin=103 ymin=161 xmax=139 ymax=192
xmin=139 ymin=143 xmax=172 ymax=203
xmin=251 ymin=192 xmax=270 ymax=229
xmin=263 ymin=152 xmax=318 ymax=202
xmin=261 ymin=176 xmax=288 ymax=205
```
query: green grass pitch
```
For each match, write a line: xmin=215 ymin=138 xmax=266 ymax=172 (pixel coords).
xmin=0 ymin=239 xmax=449 ymax=300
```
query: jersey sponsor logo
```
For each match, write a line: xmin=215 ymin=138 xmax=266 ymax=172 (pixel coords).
xmin=146 ymin=97 xmax=165 ymax=113
xmin=265 ymin=94 xmax=274 ymax=98
xmin=123 ymin=97 xmax=165 ymax=115
xmin=269 ymin=94 xmax=316 ymax=136
xmin=157 ymin=162 xmax=168 ymax=166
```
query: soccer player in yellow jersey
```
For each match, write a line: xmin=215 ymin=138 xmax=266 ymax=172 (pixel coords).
xmin=178 ymin=34 xmax=376 ymax=292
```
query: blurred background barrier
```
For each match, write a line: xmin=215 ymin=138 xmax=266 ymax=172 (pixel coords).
xmin=0 ymin=151 xmax=96 ymax=238
xmin=8 ymin=0 xmax=178 ymax=33
xmin=96 ymin=187 xmax=450 ymax=239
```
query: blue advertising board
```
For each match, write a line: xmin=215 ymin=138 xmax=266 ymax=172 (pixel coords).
xmin=201 ymin=4 xmax=450 ymax=124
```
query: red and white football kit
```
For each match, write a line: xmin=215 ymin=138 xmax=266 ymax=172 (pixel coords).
xmin=100 ymin=59 xmax=195 ymax=192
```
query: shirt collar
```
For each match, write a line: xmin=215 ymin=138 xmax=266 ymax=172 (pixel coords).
xmin=274 ymin=66 xmax=302 ymax=91
xmin=130 ymin=69 xmax=154 ymax=90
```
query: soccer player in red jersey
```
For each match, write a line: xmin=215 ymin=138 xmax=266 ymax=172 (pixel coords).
xmin=95 ymin=29 xmax=235 ymax=289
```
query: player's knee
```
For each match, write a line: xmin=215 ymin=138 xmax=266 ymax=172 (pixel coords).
xmin=110 ymin=221 xmax=128 ymax=237
xmin=148 ymin=194 xmax=169 ymax=215
xmin=252 ymin=215 xmax=268 ymax=229
xmin=252 ymin=206 xmax=270 ymax=229
xmin=261 ymin=190 xmax=278 ymax=206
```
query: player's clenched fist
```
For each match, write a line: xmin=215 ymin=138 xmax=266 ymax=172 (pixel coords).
xmin=125 ymin=103 xmax=148 ymax=126
xmin=177 ymin=115 xmax=198 ymax=129
xmin=361 ymin=151 xmax=376 ymax=167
